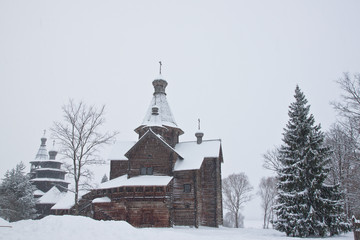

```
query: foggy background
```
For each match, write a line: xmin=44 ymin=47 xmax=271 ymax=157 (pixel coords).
xmin=1 ymin=0 xmax=360 ymax=221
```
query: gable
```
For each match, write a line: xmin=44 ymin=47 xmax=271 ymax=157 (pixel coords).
xmin=125 ymin=129 xmax=182 ymax=159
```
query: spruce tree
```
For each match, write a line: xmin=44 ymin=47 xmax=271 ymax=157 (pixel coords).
xmin=273 ymin=86 xmax=350 ymax=237
xmin=101 ymin=174 xmax=108 ymax=183
xmin=0 ymin=162 xmax=37 ymax=222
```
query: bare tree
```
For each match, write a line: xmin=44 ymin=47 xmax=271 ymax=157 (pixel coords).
xmin=330 ymin=73 xmax=360 ymax=217
xmin=222 ymin=172 xmax=253 ymax=228
xmin=262 ymin=147 xmax=282 ymax=172
xmin=51 ymin=100 xmax=118 ymax=214
xmin=332 ymin=73 xmax=360 ymax=122
xmin=325 ymin=121 xmax=360 ymax=217
xmin=258 ymin=176 xmax=277 ymax=229
xmin=223 ymin=211 xmax=244 ymax=228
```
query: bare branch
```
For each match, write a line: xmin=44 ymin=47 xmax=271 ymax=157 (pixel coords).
xmin=51 ymin=99 xmax=118 ymax=214
xmin=263 ymin=146 xmax=282 ymax=172
xmin=222 ymin=172 xmax=253 ymax=228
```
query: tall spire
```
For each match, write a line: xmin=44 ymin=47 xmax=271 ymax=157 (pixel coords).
xmin=36 ymin=132 xmax=49 ymax=160
xmin=140 ymin=66 xmax=179 ymax=129
xmin=135 ymin=66 xmax=184 ymax=142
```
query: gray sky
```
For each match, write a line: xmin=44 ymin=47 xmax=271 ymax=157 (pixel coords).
xmin=1 ymin=0 xmax=360 ymax=221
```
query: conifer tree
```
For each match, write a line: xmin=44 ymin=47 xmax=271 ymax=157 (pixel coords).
xmin=101 ymin=174 xmax=108 ymax=183
xmin=0 ymin=162 xmax=37 ymax=222
xmin=273 ymin=86 xmax=350 ymax=237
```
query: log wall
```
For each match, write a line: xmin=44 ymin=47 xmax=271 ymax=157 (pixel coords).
xmin=127 ymin=135 xmax=177 ymax=178
xmin=110 ymin=160 xmax=128 ymax=180
xmin=199 ymin=158 xmax=223 ymax=227
xmin=172 ymin=170 xmax=199 ymax=227
xmin=90 ymin=185 xmax=171 ymax=227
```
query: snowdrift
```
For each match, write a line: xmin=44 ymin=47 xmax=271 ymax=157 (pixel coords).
xmin=0 ymin=215 xmax=353 ymax=240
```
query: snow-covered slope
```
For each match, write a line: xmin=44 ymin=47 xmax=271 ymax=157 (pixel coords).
xmin=0 ymin=215 xmax=353 ymax=240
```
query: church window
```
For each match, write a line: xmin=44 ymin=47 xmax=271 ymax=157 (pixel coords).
xmin=184 ymin=184 xmax=191 ymax=193
xmin=140 ymin=167 xmax=153 ymax=175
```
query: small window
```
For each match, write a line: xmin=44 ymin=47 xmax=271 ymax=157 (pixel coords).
xmin=184 ymin=184 xmax=191 ymax=193
xmin=155 ymin=187 xmax=164 ymax=192
xmin=136 ymin=187 xmax=143 ymax=192
xmin=145 ymin=187 xmax=153 ymax=192
xmin=119 ymin=187 xmax=124 ymax=192
xmin=140 ymin=167 xmax=153 ymax=175
xmin=126 ymin=187 xmax=134 ymax=192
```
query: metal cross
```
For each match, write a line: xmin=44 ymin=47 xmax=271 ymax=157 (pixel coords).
xmin=159 ymin=61 xmax=162 ymax=75
xmin=198 ymin=119 xmax=201 ymax=130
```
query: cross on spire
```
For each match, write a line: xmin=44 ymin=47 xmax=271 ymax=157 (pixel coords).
xmin=159 ymin=61 xmax=162 ymax=75
xmin=198 ymin=118 xmax=201 ymax=130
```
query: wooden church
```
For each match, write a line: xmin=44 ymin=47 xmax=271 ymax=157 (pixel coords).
xmin=77 ymin=74 xmax=224 ymax=227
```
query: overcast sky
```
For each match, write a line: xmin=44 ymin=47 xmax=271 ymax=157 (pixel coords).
xmin=1 ymin=0 xmax=360 ymax=221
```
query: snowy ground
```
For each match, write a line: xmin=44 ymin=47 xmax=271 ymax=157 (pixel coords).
xmin=0 ymin=216 xmax=353 ymax=240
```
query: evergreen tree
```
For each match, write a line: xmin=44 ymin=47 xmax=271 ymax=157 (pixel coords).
xmin=273 ymin=86 xmax=350 ymax=237
xmin=101 ymin=174 xmax=108 ymax=183
xmin=0 ymin=162 xmax=37 ymax=222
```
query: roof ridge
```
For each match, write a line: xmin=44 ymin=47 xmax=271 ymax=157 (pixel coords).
xmin=178 ymin=139 xmax=222 ymax=144
xmin=125 ymin=129 xmax=183 ymax=159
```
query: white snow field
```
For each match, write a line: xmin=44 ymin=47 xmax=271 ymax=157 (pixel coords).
xmin=0 ymin=216 xmax=353 ymax=240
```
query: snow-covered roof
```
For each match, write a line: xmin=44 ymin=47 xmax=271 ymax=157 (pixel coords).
xmin=108 ymin=141 xmax=136 ymax=160
xmin=92 ymin=197 xmax=111 ymax=203
xmin=34 ymin=189 xmax=45 ymax=196
xmin=35 ymin=137 xmax=49 ymax=160
xmin=139 ymin=78 xmax=180 ymax=130
xmin=0 ymin=217 xmax=10 ymax=226
xmin=30 ymin=159 xmax=63 ymax=164
xmin=174 ymin=139 xmax=222 ymax=171
xmin=33 ymin=168 xmax=66 ymax=173
xmin=51 ymin=190 xmax=88 ymax=210
xmin=97 ymin=174 xmax=173 ymax=190
xmin=38 ymin=186 xmax=66 ymax=204
xmin=31 ymin=178 xmax=70 ymax=184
